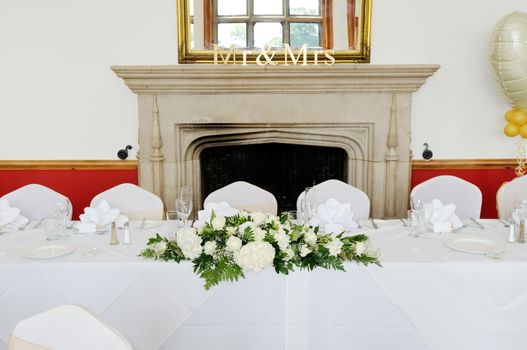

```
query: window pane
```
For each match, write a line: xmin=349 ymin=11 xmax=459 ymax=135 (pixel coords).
xmin=254 ymin=22 xmax=283 ymax=48
xmin=290 ymin=23 xmax=320 ymax=48
xmin=253 ymin=0 xmax=283 ymax=15
xmin=289 ymin=0 xmax=320 ymax=15
xmin=217 ymin=0 xmax=247 ymax=16
xmin=217 ymin=23 xmax=247 ymax=48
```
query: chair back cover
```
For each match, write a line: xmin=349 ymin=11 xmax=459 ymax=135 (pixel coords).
xmin=204 ymin=181 xmax=278 ymax=215
xmin=410 ymin=175 xmax=482 ymax=219
xmin=496 ymin=175 xmax=527 ymax=219
xmin=1 ymin=184 xmax=72 ymax=221
xmin=8 ymin=305 xmax=132 ymax=350
xmin=91 ymin=183 xmax=164 ymax=220
xmin=296 ymin=179 xmax=370 ymax=220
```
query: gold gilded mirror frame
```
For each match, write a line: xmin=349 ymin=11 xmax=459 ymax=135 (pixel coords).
xmin=177 ymin=0 xmax=372 ymax=64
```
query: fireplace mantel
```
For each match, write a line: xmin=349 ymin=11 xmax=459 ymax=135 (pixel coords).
xmin=112 ymin=64 xmax=439 ymax=94
xmin=113 ymin=64 xmax=439 ymax=218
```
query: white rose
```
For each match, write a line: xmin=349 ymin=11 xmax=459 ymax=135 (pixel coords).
xmin=355 ymin=241 xmax=366 ymax=256
xmin=275 ymin=232 xmax=290 ymax=250
xmin=326 ymin=237 xmax=344 ymax=257
xmin=283 ymin=248 xmax=294 ymax=261
xmin=176 ymin=227 xmax=203 ymax=259
xmin=234 ymin=241 xmax=275 ymax=273
xmin=153 ymin=241 xmax=167 ymax=257
xmin=251 ymin=212 xmax=267 ymax=226
xmin=212 ymin=216 xmax=226 ymax=230
xmin=299 ymin=244 xmax=312 ymax=257
xmin=304 ymin=231 xmax=318 ymax=246
xmin=253 ymin=227 xmax=266 ymax=241
xmin=226 ymin=226 xmax=237 ymax=235
xmin=238 ymin=221 xmax=257 ymax=236
xmin=226 ymin=236 xmax=242 ymax=252
xmin=204 ymin=241 xmax=217 ymax=255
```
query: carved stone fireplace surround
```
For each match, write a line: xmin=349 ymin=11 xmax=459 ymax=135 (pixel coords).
xmin=113 ymin=64 xmax=439 ymax=218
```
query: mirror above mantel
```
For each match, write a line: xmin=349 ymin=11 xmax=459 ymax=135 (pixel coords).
xmin=177 ymin=0 xmax=372 ymax=64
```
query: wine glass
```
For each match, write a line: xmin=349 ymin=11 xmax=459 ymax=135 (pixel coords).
xmin=300 ymin=187 xmax=318 ymax=224
xmin=54 ymin=198 xmax=70 ymax=237
xmin=176 ymin=186 xmax=193 ymax=226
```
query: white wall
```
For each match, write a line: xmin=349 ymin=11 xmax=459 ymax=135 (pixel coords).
xmin=0 ymin=0 xmax=525 ymax=160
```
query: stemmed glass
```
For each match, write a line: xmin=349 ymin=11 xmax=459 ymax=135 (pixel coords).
xmin=54 ymin=198 xmax=70 ymax=238
xmin=176 ymin=186 xmax=193 ymax=227
xmin=300 ymin=186 xmax=318 ymax=225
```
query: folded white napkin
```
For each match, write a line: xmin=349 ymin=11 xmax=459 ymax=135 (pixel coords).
xmin=77 ymin=200 xmax=128 ymax=233
xmin=194 ymin=201 xmax=239 ymax=229
xmin=310 ymin=198 xmax=358 ymax=234
xmin=0 ymin=199 xmax=29 ymax=230
xmin=423 ymin=199 xmax=463 ymax=233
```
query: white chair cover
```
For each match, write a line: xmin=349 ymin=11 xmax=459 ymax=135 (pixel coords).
xmin=410 ymin=175 xmax=482 ymax=219
xmin=496 ymin=175 xmax=527 ymax=219
xmin=1 ymin=184 xmax=72 ymax=221
xmin=204 ymin=181 xmax=278 ymax=215
xmin=8 ymin=305 xmax=132 ymax=350
xmin=90 ymin=183 xmax=164 ymax=220
xmin=296 ymin=179 xmax=370 ymax=220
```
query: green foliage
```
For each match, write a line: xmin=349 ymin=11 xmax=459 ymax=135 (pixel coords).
xmin=194 ymin=254 xmax=244 ymax=290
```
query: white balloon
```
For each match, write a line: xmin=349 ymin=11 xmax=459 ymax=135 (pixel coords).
xmin=490 ymin=12 xmax=527 ymax=112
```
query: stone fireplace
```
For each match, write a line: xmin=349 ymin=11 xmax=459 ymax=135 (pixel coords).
xmin=113 ymin=64 xmax=439 ymax=218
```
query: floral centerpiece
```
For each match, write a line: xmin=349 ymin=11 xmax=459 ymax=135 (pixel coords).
xmin=140 ymin=212 xmax=380 ymax=290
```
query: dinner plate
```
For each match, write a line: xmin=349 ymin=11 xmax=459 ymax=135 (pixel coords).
xmin=130 ymin=220 xmax=162 ymax=229
xmin=443 ymin=234 xmax=505 ymax=254
xmin=20 ymin=243 xmax=75 ymax=259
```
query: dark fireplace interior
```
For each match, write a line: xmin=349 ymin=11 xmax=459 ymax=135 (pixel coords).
xmin=200 ymin=143 xmax=347 ymax=213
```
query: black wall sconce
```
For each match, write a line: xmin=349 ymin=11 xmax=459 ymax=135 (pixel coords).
xmin=117 ymin=145 xmax=132 ymax=160
xmin=422 ymin=143 xmax=433 ymax=160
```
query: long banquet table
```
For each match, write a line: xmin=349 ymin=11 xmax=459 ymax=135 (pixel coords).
xmin=1 ymin=220 xmax=527 ymax=350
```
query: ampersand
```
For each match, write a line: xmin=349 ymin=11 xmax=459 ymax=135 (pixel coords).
xmin=256 ymin=45 xmax=277 ymax=66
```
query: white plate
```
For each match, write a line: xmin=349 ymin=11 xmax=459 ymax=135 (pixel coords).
xmin=130 ymin=220 xmax=162 ymax=229
xmin=20 ymin=243 xmax=75 ymax=259
xmin=443 ymin=234 xmax=505 ymax=254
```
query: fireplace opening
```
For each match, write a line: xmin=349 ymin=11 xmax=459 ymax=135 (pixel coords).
xmin=200 ymin=143 xmax=347 ymax=213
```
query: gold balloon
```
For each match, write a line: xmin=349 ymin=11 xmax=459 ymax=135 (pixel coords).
xmin=506 ymin=109 xmax=518 ymax=122
xmin=513 ymin=110 xmax=527 ymax=126
xmin=505 ymin=123 xmax=520 ymax=137
xmin=520 ymin=124 xmax=527 ymax=138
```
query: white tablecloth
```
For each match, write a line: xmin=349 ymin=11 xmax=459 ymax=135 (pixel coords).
xmin=1 ymin=220 xmax=527 ymax=350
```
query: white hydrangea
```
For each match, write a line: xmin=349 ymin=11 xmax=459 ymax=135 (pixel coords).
xmin=251 ymin=212 xmax=267 ymax=226
xmin=176 ymin=227 xmax=203 ymax=259
xmin=211 ymin=216 xmax=226 ymax=230
xmin=153 ymin=241 xmax=167 ymax=257
xmin=304 ymin=231 xmax=318 ymax=246
xmin=283 ymin=248 xmax=294 ymax=261
xmin=326 ymin=237 xmax=344 ymax=257
xmin=355 ymin=241 xmax=366 ymax=256
xmin=265 ymin=215 xmax=280 ymax=226
xmin=275 ymin=231 xmax=290 ymax=250
xmin=253 ymin=227 xmax=267 ymax=241
xmin=204 ymin=241 xmax=217 ymax=256
xmin=226 ymin=236 xmax=242 ymax=252
xmin=299 ymin=244 xmax=312 ymax=257
xmin=234 ymin=241 xmax=275 ymax=273
xmin=226 ymin=226 xmax=237 ymax=236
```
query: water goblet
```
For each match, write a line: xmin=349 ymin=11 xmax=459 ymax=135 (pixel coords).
xmin=300 ymin=186 xmax=318 ymax=224
xmin=407 ymin=210 xmax=422 ymax=238
xmin=176 ymin=186 xmax=193 ymax=226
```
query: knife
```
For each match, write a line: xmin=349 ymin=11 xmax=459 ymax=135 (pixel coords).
xmin=370 ymin=218 xmax=378 ymax=229
xmin=470 ymin=218 xmax=485 ymax=230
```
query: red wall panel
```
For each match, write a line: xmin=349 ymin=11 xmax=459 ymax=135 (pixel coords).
xmin=0 ymin=170 xmax=138 ymax=219
xmin=0 ymin=167 xmax=518 ymax=219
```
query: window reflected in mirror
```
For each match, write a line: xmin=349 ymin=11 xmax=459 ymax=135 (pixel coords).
xmin=179 ymin=0 xmax=371 ymax=63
